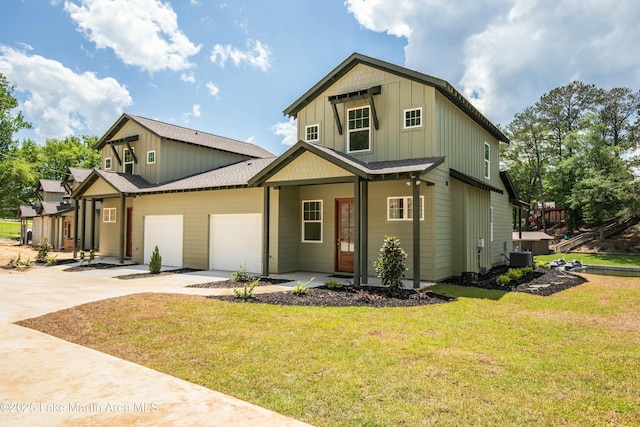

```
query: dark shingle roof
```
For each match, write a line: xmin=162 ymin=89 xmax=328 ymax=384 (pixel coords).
xmin=39 ymin=202 xmax=73 ymax=215
xmin=95 ymin=114 xmax=274 ymax=159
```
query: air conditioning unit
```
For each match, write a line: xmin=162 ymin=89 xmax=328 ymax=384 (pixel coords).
xmin=510 ymin=251 xmax=533 ymax=268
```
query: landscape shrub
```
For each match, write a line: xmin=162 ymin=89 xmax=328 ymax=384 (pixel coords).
xmin=374 ymin=236 xmax=408 ymax=296
xmin=234 ymin=278 xmax=259 ymax=300
xmin=496 ymin=274 xmax=512 ymax=286
xmin=149 ymin=246 xmax=162 ymax=274
xmin=231 ymin=263 xmax=253 ymax=283
xmin=37 ymin=238 xmax=51 ymax=262
xmin=325 ymin=278 xmax=343 ymax=289
xmin=291 ymin=277 xmax=314 ymax=296
xmin=507 ymin=268 xmax=524 ymax=281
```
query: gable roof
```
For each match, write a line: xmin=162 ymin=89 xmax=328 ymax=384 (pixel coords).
xmin=39 ymin=201 xmax=73 ymax=216
xmin=38 ymin=179 xmax=65 ymax=194
xmin=94 ymin=113 xmax=274 ymax=158
xmin=284 ymin=53 xmax=508 ymax=143
xmin=18 ymin=205 xmax=37 ymax=218
xmin=67 ymin=167 xmax=93 ymax=183
xmin=249 ymin=140 xmax=445 ymax=185
xmin=73 ymin=158 xmax=277 ymax=198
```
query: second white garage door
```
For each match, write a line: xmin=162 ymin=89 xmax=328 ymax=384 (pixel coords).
xmin=210 ymin=213 xmax=262 ymax=273
xmin=144 ymin=215 xmax=183 ymax=267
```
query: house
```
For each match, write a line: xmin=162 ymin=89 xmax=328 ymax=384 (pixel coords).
xmin=513 ymin=231 xmax=553 ymax=255
xmin=17 ymin=205 xmax=37 ymax=244
xmin=72 ymin=53 xmax=519 ymax=286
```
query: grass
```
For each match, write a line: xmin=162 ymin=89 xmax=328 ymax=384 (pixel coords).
xmin=19 ymin=277 xmax=640 ymax=426
xmin=535 ymin=253 xmax=640 ymax=267
xmin=0 ymin=220 xmax=20 ymax=240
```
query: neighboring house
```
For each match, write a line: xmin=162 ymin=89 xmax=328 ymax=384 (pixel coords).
xmin=72 ymin=53 xmax=519 ymax=286
xmin=513 ymin=231 xmax=553 ymax=255
xmin=17 ymin=205 xmax=37 ymax=244
xmin=61 ymin=167 xmax=101 ymax=251
xmin=20 ymin=169 xmax=97 ymax=251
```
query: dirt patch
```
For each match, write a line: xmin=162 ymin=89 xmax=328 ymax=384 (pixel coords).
xmin=0 ymin=238 xmax=75 ymax=271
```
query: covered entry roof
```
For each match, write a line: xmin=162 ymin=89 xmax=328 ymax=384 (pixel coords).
xmin=249 ymin=140 xmax=445 ymax=186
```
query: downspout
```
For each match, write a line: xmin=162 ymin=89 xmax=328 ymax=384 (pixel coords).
xmin=73 ymin=198 xmax=79 ymax=259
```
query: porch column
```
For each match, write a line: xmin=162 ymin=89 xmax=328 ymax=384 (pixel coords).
xmin=73 ymin=198 xmax=79 ymax=258
xmin=90 ymin=200 xmax=96 ymax=250
xmin=81 ymin=198 xmax=87 ymax=250
xmin=361 ymin=181 xmax=369 ymax=284
xmin=353 ymin=178 xmax=361 ymax=286
xmin=119 ymin=194 xmax=125 ymax=264
xmin=412 ymin=177 xmax=421 ymax=289
xmin=262 ymin=186 xmax=270 ymax=277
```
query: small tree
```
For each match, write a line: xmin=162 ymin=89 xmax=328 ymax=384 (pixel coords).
xmin=374 ymin=236 xmax=408 ymax=296
xmin=149 ymin=245 xmax=162 ymax=274
xmin=37 ymin=238 xmax=51 ymax=262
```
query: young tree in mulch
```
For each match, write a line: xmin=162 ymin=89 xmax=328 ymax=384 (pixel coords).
xmin=374 ymin=236 xmax=408 ymax=296
xmin=149 ymin=246 xmax=162 ymax=274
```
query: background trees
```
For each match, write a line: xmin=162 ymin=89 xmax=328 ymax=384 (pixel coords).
xmin=503 ymin=82 xmax=640 ymax=231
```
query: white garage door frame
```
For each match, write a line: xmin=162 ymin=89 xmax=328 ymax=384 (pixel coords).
xmin=210 ymin=213 xmax=262 ymax=273
xmin=144 ymin=215 xmax=184 ymax=267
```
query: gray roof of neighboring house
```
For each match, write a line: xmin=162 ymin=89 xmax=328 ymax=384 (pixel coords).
xmin=18 ymin=205 xmax=37 ymax=218
xmin=283 ymin=52 xmax=508 ymax=143
xmin=39 ymin=201 xmax=73 ymax=216
xmin=95 ymin=114 xmax=274 ymax=159
xmin=67 ymin=167 xmax=93 ymax=183
xmin=513 ymin=231 xmax=554 ymax=241
xmin=39 ymin=179 xmax=65 ymax=193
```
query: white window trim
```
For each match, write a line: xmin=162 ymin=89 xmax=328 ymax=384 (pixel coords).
xmin=124 ymin=148 xmax=134 ymax=174
xmin=484 ymin=142 xmax=490 ymax=179
xmin=305 ymin=124 xmax=320 ymax=142
xmin=346 ymin=106 xmax=371 ymax=153
xmin=104 ymin=157 xmax=112 ymax=170
xmin=403 ymin=107 xmax=423 ymax=129
xmin=387 ymin=196 xmax=424 ymax=221
xmin=103 ymin=207 xmax=116 ymax=223
xmin=301 ymin=200 xmax=323 ymax=243
xmin=147 ymin=150 xmax=156 ymax=164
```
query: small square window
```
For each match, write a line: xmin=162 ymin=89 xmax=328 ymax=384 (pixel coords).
xmin=404 ymin=108 xmax=422 ymax=129
xmin=147 ymin=151 xmax=156 ymax=164
xmin=103 ymin=207 xmax=116 ymax=223
xmin=104 ymin=157 xmax=112 ymax=170
xmin=302 ymin=200 xmax=322 ymax=242
xmin=305 ymin=124 xmax=320 ymax=142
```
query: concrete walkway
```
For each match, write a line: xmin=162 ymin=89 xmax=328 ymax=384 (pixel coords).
xmin=0 ymin=262 xmax=313 ymax=426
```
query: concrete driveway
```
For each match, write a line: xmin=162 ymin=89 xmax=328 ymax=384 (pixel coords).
xmin=0 ymin=262 xmax=313 ymax=426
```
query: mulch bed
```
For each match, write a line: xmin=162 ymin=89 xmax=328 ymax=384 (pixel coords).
xmin=186 ymin=277 xmax=294 ymax=288
xmin=114 ymin=268 xmax=201 ymax=280
xmin=454 ymin=266 xmax=588 ymax=296
xmin=208 ymin=285 xmax=455 ymax=308
xmin=64 ymin=262 xmax=129 ymax=272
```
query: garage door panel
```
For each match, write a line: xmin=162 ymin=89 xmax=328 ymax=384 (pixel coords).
xmin=210 ymin=214 xmax=261 ymax=273
xmin=144 ymin=215 xmax=183 ymax=267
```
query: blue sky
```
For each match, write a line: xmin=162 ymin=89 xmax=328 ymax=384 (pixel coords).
xmin=1 ymin=0 xmax=639 ymax=156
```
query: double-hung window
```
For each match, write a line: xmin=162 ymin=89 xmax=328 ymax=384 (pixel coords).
xmin=103 ymin=207 xmax=116 ymax=223
xmin=484 ymin=142 xmax=490 ymax=179
xmin=305 ymin=124 xmax=320 ymax=142
xmin=302 ymin=200 xmax=322 ymax=242
xmin=147 ymin=150 xmax=156 ymax=164
xmin=347 ymin=106 xmax=370 ymax=152
xmin=387 ymin=196 xmax=424 ymax=221
xmin=124 ymin=148 xmax=134 ymax=174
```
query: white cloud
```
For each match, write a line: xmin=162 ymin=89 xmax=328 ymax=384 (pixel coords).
xmin=345 ymin=0 xmax=640 ymax=126
xmin=271 ymin=117 xmax=297 ymax=146
xmin=246 ymin=135 xmax=256 ymax=144
xmin=180 ymin=73 xmax=195 ymax=83
xmin=192 ymin=104 xmax=201 ymax=117
xmin=206 ymin=81 xmax=220 ymax=97
xmin=210 ymin=39 xmax=272 ymax=72
xmin=64 ymin=0 xmax=201 ymax=73
xmin=0 ymin=45 xmax=132 ymax=138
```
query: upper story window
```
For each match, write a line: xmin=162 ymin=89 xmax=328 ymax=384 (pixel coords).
xmin=404 ymin=107 xmax=422 ymax=129
xmin=147 ymin=151 xmax=156 ymax=164
xmin=387 ymin=196 xmax=424 ymax=221
xmin=124 ymin=148 xmax=134 ymax=174
xmin=305 ymin=124 xmax=320 ymax=142
xmin=484 ymin=142 xmax=490 ymax=179
xmin=104 ymin=157 xmax=112 ymax=170
xmin=347 ymin=106 xmax=370 ymax=153
xmin=302 ymin=200 xmax=322 ymax=242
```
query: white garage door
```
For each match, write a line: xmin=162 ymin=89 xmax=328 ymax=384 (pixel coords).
xmin=210 ymin=214 xmax=262 ymax=273
xmin=144 ymin=215 xmax=183 ymax=267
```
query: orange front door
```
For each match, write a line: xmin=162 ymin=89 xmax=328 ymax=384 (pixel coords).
xmin=336 ymin=198 xmax=355 ymax=273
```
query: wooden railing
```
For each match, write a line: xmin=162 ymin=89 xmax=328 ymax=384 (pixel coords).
xmin=554 ymin=217 xmax=638 ymax=253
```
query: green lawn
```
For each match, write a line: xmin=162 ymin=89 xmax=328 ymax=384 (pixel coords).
xmin=21 ymin=276 xmax=640 ymax=426
xmin=535 ymin=253 xmax=640 ymax=267
xmin=0 ymin=220 xmax=20 ymax=239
